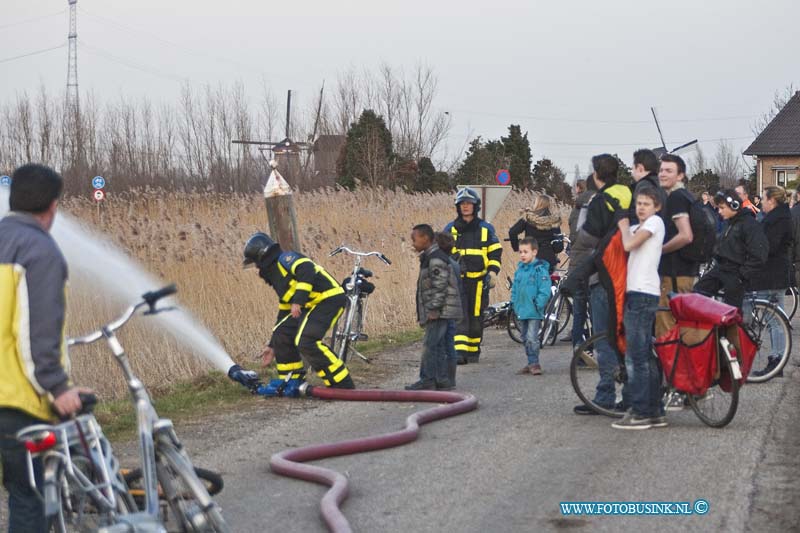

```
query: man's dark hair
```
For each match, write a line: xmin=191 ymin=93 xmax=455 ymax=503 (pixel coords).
xmin=519 ymin=236 xmax=538 ymax=250
xmin=586 ymin=174 xmax=598 ymax=192
xmin=412 ymin=224 xmax=435 ymax=241
xmin=633 ymin=149 xmax=659 ymax=174
xmin=714 ymin=188 xmax=742 ymax=210
xmin=10 ymin=164 xmax=63 ymax=213
xmin=660 ymin=154 xmax=686 ymax=176
xmin=591 ymin=154 xmax=619 ymax=185
xmin=635 ymin=188 xmax=662 ymax=208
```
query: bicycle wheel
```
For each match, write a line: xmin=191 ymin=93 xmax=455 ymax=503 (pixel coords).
xmin=123 ymin=466 xmax=224 ymax=509
xmin=785 ymin=286 xmax=799 ymax=321
xmin=743 ymin=300 xmax=792 ymax=383
xmin=687 ymin=341 xmax=739 ymax=428
xmin=507 ymin=306 xmax=522 ymax=344
xmin=157 ymin=445 xmax=230 ymax=533
xmin=569 ymin=333 xmax=626 ymax=418
xmin=556 ymin=296 xmax=572 ymax=336
xmin=330 ymin=299 xmax=353 ymax=362
xmin=540 ymin=294 xmax=564 ymax=346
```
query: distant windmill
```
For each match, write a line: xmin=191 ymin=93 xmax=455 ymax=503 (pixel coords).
xmin=232 ymin=87 xmax=324 ymax=185
xmin=650 ymin=107 xmax=698 ymax=157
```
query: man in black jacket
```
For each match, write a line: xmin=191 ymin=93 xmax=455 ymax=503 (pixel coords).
xmin=694 ymin=189 xmax=769 ymax=308
xmin=629 ymin=148 xmax=666 ymax=223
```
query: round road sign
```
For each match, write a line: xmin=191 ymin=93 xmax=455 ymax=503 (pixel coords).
xmin=92 ymin=176 xmax=106 ymax=189
xmin=495 ymin=169 xmax=511 ymax=186
xmin=0 ymin=175 xmax=10 ymax=187
xmin=93 ymin=189 xmax=105 ymax=202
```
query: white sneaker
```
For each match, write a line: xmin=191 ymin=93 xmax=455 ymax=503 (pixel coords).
xmin=665 ymin=392 xmax=687 ymax=412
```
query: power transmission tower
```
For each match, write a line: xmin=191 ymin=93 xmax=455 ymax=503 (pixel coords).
xmin=67 ymin=0 xmax=79 ymax=115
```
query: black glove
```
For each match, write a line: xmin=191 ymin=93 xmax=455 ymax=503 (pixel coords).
xmin=228 ymin=364 xmax=262 ymax=392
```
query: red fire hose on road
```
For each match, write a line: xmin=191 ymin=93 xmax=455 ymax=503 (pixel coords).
xmin=269 ymin=385 xmax=479 ymax=533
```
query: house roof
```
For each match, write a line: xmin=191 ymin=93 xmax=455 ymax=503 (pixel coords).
xmin=744 ymin=91 xmax=800 ymax=156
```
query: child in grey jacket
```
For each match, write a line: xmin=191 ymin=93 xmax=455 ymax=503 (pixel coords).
xmin=406 ymin=224 xmax=463 ymax=390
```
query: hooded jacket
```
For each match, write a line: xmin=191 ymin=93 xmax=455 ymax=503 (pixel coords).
xmin=0 ymin=213 xmax=70 ymax=421
xmin=750 ymin=202 xmax=792 ymax=291
xmin=511 ymin=259 xmax=551 ymax=320
xmin=568 ymin=189 xmax=595 ymax=239
xmin=508 ymin=208 xmax=563 ymax=270
xmin=714 ymin=209 xmax=769 ymax=284
xmin=416 ymin=244 xmax=463 ymax=325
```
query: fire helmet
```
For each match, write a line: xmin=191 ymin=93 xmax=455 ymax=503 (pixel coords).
xmin=242 ymin=232 xmax=280 ymax=268
xmin=455 ymin=187 xmax=481 ymax=216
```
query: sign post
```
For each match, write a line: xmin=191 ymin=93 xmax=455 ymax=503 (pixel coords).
xmin=263 ymin=160 xmax=301 ymax=253
xmin=92 ymin=176 xmax=106 ymax=221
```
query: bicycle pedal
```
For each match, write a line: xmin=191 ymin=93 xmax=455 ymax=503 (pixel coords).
xmin=357 ymin=333 xmax=369 ymax=341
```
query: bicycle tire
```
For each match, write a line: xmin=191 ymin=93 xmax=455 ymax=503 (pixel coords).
xmin=743 ymin=300 xmax=792 ymax=383
xmin=123 ymin=465 xmax=224 ymax=505
xmin=157 ymin=445 xmax=230 ymax=533
xmin=539 ymin=294 xmax=561 ymax=346
xmin=785 ymin=286 xmax=798 ymax=321
xmin=687 ymin=339 xmax=739 ymax=428
xmin=330 ymin=299 xmax=354 ymax=362
xmin=556 ymin=297 xmax=573 ymax=336
xmin=507 ymin=306 xmax=522 ymax=344
xmin=569 ymin=333 xmax=626 ymax=418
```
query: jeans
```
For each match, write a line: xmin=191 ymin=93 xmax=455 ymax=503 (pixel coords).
xmin=570 ymin=283 xmax=589 ymax=349
xmin=623 ymin=292 xmax=661 ymax=417
xmin=420 ymin=319 xmax=450 ymax=386
xmin=445 ymin=320 xmax=458 ymax=364
xmin=589 ymin=283 xmax=619 ymax=408
xmin=742 ymin=289 xmax=787 ymax=359
xmin=518 ymin=319 xmax=542 ymax=366
xmin=0 ymin=408 xmax=48 ymax=533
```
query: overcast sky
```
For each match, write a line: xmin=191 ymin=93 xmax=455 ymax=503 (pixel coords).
xmin=3 ymin=0 xmax=798 ymax=179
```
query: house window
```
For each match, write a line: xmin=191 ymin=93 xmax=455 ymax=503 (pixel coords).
xmin=777 ymin=170 xmax=787 ymax=186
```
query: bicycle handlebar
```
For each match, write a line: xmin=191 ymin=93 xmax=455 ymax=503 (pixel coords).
xmin=67 ymin=284 xmax=177 ymax=347
xmin=329 ymin=246 xmax=391 ymax=265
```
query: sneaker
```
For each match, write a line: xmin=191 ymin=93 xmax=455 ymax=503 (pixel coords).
xmin=611 ymin=412 xmax=653 ymax=430
xmin=435 ymin=379 xmax=454 ymax=390
xmin=405 ymin=380 xmax=436 ymax=391
xmin=649 ymin=415 xmax=669 ymax=428
xmin=665 ymin=392 xmax=687 ymax=412
xmin=530 ymin=364 xmax=543 ymax=376
xmin=752 ymin=356 xmax=783 ymax=378
xmin=573 ymin=404 xmax=599 ymax=415
xmin=515 ymin=365 xmax=532 ymax=375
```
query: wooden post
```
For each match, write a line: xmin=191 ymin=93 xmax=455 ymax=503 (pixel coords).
xmin=264 ymin=160 xmax=301 ymax=253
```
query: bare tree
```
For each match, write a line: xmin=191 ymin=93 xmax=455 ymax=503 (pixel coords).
xmin=688 ymin=144 xmax=708 ymax=177
xmin=713 ymin=140 xmax=742 ymax=188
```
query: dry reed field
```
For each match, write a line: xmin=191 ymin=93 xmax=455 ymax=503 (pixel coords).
xmin=62 ymin=188 xmax=564 ymax=397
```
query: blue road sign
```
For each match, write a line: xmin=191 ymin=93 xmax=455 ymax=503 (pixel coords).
xmin=495 ymin=169 xmax=511 ymax=186
xmin=0 ymin=175 xmax=10 ymax=187
xmin=92 ymin=176 xmax=106 ymax=189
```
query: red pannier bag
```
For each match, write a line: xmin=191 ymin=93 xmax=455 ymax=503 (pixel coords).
xmin=718 ymin=324 xmax=759 ymax=392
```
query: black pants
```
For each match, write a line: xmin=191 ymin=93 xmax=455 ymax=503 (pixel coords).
xmin=270 ymin=311 xmax=305 ymax=380
xmin=693 ymin=266 xmax=744 ymax=309
xmin=0 ymin=408 xmax=48 ymax=533
xmin=295 ymin=294 xmax=354 ymax=388
xmin=454 ymin=277 xmax=488 ymax=362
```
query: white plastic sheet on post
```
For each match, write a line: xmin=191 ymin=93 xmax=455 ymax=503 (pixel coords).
xmin=264 ymin=160 xmax=292 ymax=198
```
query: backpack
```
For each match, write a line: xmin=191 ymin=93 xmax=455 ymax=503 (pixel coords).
xmin=678 ymin=190 xmax=717 ymax=263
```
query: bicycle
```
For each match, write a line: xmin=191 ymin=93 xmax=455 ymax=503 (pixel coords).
xmin=18 ymin=285 xmax=231 ymax=532
xmin=481 ymin=276 xmax=524 ymax=344
xmin=538 ymin=270 xmax=572 ymax=346
xmin=783 ymin=285 xmax=799 ymax=320
xmin=739 ymin=292 xmax=792 ymax=383
xmin=329 ymin=245 xmax=391 ymax=363
xmin=570 ymin=294 xmax=748 ymax=428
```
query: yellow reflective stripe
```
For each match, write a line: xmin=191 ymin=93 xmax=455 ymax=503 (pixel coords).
xmin=487 ymin=242 xmax=503 ymax=253
xmin=290 ymin=257 xmax=313 ymax=275
xmin=295 ymin=282 xmax=313 ymax=292
xmin=474 ymin=280 xmax=483 ymax=316
xmin=450 ymin=226 xmax=458 ymax=236
xmin=462 ymin=249 xmax=486 ymax=256
xmin=454 ymin=335 xmax=471 ymax=342
xmin=295 ymin=310 xmax=313 ymax=346
xmin=481 ymin=227 xmax=488 ymax=242
xmin=462 ymin=336 xmax=482 ymax=343
xmin=487 ymin=260 xmax=501 ymax=269
xmin=465 ymin=270 xmax=488 ymax=278
xmin=307 ymin=287 xmax=345 ymax=307
xmin=278 ymin=303 xmax=291 ymax=311
xmin=272 ymin=313 xmax=293 ymax=332
xmin=276 ymin=361 xmax=304 ymax=371
xmin=455 ymin=345 xmax=479 ymax=352
xmin=277 ymin=262 xmax=288 ymax=276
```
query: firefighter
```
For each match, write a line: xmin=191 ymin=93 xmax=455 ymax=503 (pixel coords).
xmin=443 ymin=187 xmax=503 ymax=364
xmin=243 ymin=233 xmax=355 ymax=395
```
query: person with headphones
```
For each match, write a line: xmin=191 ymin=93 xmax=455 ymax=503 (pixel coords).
xmin=443 ymin=187 xmax=502 ymax=364
xmin=693 ymin=189 xmax=769 ymax=309
xmin=240 ymin=232 xmax=355 ymax=395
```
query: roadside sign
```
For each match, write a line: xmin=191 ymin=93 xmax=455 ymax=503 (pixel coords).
xmin=92 ymin=176 xmax=106 ymax=189
xmin=0 ymin=175 xmax=10 ymax=187
xmin=93 ymin=189 xmax=105 ymax=202
xmin=456 ymin=184 xmax=512 ymax=224
xmin=495 ymin=169 xmax=511 ymax=186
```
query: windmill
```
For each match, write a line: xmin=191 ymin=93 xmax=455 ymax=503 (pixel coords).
xmin=650 ymin=107 xmax=698 ymax=158
xmin=232 ymin=87 xmax=324 ymax=186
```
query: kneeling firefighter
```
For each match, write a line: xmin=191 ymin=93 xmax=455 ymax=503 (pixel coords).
xmin=242 ymin=232 xmax=355 ymax=395
xmin=443 ymin=187 xmax=502 ymax=364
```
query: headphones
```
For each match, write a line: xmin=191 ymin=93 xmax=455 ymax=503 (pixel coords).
xmin=715 ymin=191 xmax=740 ymax=210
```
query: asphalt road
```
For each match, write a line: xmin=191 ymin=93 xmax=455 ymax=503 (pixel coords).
xmin=181 ymin=324 xmax=800 ymax=533
xmin=2 ymin=325 xmax=798 ymax=532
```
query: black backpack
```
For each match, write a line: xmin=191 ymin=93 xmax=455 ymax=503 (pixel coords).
xmin=678 ymin=190 xmax=717 ymax=263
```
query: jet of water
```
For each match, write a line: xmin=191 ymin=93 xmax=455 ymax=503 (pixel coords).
xmin=0 ymin=187 xmax=236 ymax=373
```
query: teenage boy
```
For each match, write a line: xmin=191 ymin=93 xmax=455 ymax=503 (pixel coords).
xmin=694 ymin=190 xmax=768 ymax=309
xmin=613 ymin=189 xmax=666 ymax=430
xmin=406 ymin=224 xmax=463 ymax=390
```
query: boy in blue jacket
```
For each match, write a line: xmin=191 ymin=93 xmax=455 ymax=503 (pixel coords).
xmin=511 ymin=237 xmax=552 ymax=375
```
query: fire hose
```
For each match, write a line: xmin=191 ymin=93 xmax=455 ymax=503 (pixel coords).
xmin=269 ymin=384 xmax=479 ymax=533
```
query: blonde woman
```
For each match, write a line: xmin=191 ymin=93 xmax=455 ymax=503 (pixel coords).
xmin=508 ymin=194 xmax=563 ymax=273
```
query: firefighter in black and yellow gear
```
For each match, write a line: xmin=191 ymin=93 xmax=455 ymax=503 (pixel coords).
xmin=443 ymin=187 xmax=503 ymax=364
xmin=243 ymin=233 xmax=355 ymax=395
